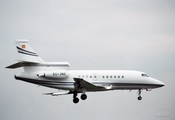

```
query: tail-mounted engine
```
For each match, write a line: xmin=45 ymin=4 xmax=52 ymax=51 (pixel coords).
xmin=37 ymin=71 xmax=69 ymax=79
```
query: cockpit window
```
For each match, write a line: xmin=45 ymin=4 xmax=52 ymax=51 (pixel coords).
xmin=141 ymin=73 xmax=148 ymax=77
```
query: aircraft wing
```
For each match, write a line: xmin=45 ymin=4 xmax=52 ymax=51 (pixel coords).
xmin=73 ymin=78 xmax=111 ymax=90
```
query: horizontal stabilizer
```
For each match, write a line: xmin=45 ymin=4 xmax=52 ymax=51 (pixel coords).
xmin=6 ymin=61 xmax=39 ymax=69
xmin=6 ymin=62 xmax=23 ymax=69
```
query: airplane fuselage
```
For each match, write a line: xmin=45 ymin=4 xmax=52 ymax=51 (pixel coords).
xmin=15 ymin=70 xmax=164 ymax=92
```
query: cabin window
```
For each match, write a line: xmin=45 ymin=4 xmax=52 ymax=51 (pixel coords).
xmin=86 ymin=75 xmax=88 ymax=78
xmin=106 ymin=75 xmax=108 ymax=78
xmin=82 ymin=75 xmax=84 ymax=78
xmin=110 ymin=75 xmax=112 ymax=78
xmin=122 ymin=75 xmax=124 ymax=78
xmin=90 ymin=76 xmax=92 ymax=78
xmin=102 ymin=75 xmax=105 ymax=78
xmin=118 ymin=75 xmax=120 ymax=78
xmin=114 ymin=75 xmax=116 ymax=78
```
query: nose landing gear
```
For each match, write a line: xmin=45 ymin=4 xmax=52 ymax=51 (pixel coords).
xmin=137 ymin=89 xmax=142 ymax=100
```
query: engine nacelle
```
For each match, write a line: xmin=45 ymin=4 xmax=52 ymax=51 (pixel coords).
xmin=37 ymin=71 xmax=69 ymax=79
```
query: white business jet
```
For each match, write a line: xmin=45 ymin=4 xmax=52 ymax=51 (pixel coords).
xmin=6 ymin=40 xmax=164 ymax=103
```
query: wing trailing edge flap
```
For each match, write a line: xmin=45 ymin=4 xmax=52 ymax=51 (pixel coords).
xmin=43 ymin=90 xmax=71 ymax=96
xmin=73 ymin=78 xmax=110 ymax=90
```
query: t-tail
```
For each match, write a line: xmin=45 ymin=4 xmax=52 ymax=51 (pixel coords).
xmin=6 ymin=40 xmax=70 ymax=72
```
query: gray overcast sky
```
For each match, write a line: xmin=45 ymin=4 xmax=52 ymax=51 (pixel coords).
xmin=0 ymin=0 xmax=175 ymax=120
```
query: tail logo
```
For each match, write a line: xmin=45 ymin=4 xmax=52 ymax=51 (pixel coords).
xmin=21 ymin=45 xmax=26 ymax=49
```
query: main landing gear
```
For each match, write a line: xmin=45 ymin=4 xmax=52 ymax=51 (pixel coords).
xmin=73 ymin=92 xmax=79 ymax=103
xmin=137 ymin=89 xmax=142 ymax=100
xmin=73 ymin=92 xmax=87 ymax=104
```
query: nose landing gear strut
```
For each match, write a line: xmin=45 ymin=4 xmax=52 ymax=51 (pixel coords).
xmin=137 ymin=89 xmax=142 ymax=100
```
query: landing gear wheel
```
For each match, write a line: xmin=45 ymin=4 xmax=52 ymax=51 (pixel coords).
xmin=138 ymin=96 xmax=142 ymax=100
xmin=73 ymin=97 xmax=79 ymax=104
xmin=73 ymin=92 xmax=79 ymax=103
xmin=81 ymin=94 xmax=87 ymax=100
xmin=137 ymin=89 xmax=142 ymax=100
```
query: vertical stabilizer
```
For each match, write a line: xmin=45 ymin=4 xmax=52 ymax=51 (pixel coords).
xmin=15 ymin=40 xmax=44 ymax=63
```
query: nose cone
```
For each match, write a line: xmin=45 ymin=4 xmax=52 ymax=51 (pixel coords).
xmin=151 ymin=78 xmax=165 ymax=88
xmin=156 ymin=80 xmax=165 ymax=87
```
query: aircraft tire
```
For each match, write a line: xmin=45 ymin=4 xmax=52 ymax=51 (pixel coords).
xmin=81 ymin=94 xmax=87 ymax=100
xmin=73 ymin=97 xmax=79 ymax=104
xmin=138 ymin=96 xmax=142 ymax=100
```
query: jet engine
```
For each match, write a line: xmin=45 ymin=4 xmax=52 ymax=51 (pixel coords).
xmin=37 ymin=71 xmax=69 ymax=79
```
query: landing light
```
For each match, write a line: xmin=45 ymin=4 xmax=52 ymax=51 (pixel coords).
xmin=105 ymin=85 xmax=113 ymax=89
